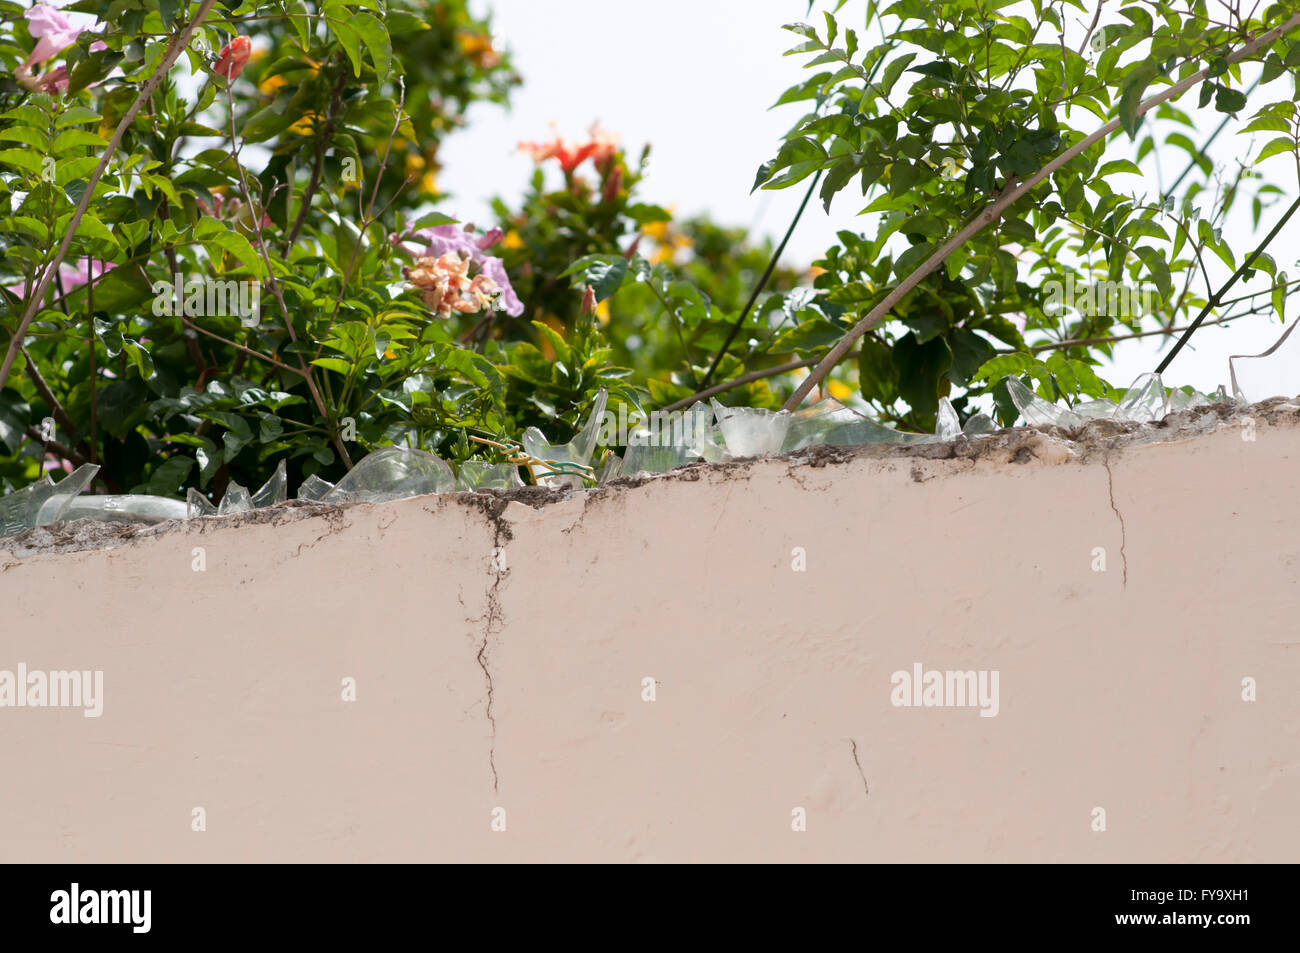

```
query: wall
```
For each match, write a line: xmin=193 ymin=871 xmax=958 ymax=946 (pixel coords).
xmin=1 ymin=407 xmax=1297 ymax=862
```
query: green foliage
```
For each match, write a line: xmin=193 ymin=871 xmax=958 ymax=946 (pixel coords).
xmin=755 ymin=0 xmax=1300 ymax=426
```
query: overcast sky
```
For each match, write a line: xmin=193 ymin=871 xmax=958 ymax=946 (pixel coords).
xmin=439 ymin=0 xmax=1300 ymax=399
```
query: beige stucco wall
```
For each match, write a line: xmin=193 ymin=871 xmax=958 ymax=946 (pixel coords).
xmin=1 ymin=409 xmax=1297 ymax=862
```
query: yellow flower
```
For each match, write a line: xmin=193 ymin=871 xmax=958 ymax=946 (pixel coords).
xmin=405 ymin=153 xmax=426 ymax=177
xmin=456 ymin=31 xmax=500 ymax=68
xmin=502 ymin=230 xmax=524 ymax=251
xmin=649 ymin=245 xmax=675 ymax=266
xmin=828 ymin=380 xmax=853 ymax=401
xmin=287 ymin=114 xmax=317 ymax=136
xmin=420 ymin=169 xmax=438 ymax=195
xmin=258 ymin=74 xmax=288 ymax=96
xmin=642 ymin=220 xmax=670 ymax=241
xmin=595 ymin=299 xmax=611 ymax=326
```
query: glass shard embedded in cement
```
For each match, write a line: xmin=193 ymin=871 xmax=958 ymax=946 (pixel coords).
xmin=1229 ymin=319 xmax=1300 ymax=403
xmin=62 ymin=494 xmax=189 ymax=524
xmin=710 ymin=399 xmax=790 ymax=457
xmin=217 ymin=481 xmax=252 ymax=516
xmin=1073 ymin=399 xmax=1120 ymax=420
xmin=325 ymin=446 xmax=456 ymax=503
xmin=456 ymin=460 xmax=525 ymax=491
xmin=296 ymin=473 xmax=335 ymax=502
xmin=251 ymin=459 xmax=288 ymax=508
xmin=0 ymin=463 xmax=99 ymax=537
xmin=1005 ymin=377 xmax=1085 ymax=428
xmin=621 ymin=401 xmax=710 ymax=476
xmin=782 ymin=399 xmax=927 ymax=450
xmin=187 ymin=488 xmax=218 ymax=518
xmin=961 ymin=412 xmax=997 ymax=436
xmin=1114 ymin=372 xmax=1165 ymax=423
xmin=521 ymin=388 xmax=608 ymax=488
xmin=935 ymin=398 xmax=961 ymax=440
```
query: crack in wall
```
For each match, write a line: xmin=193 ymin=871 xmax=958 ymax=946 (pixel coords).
xmin=469 ymin=496 xmax=514 ymax=795
xmin=849 ymin=738 xmax=870 ymax=796
xmin=1103 ymin=454 xmax=1128 ymax=587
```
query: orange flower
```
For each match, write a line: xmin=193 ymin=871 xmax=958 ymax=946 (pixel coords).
xmin=214 ymin=36 xmax=251 ymax=84
xmin=518 ymin=122 xmax=619 ymax=174
xmin=456 ymin=31 xmax=500 ymax=69
xmin=404 ymin=253 xmax=501 ymax=319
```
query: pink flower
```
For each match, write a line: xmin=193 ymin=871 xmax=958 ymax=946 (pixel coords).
xmin=5 ymin=259 xmax=115 ymax=299
xmin=213 ymin=36 xmax=251 ymax=84
xmin=393 ymin=221 xmax=524 ymax=317
xmin=24 ymin=5 xmax=83 ymax=67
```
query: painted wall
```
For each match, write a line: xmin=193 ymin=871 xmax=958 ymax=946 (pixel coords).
xmin=1 ymin=413 xmax=1297 ymax=862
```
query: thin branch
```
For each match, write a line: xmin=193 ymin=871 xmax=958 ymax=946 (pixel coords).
xmin=700 ymin=169 xmax=823 ymax=389
xmin=222 ymin=80 xmax=354 ymax=469
xmin=780 ymin=9 xmax=1300 ymax=413
xmin=661 ymin=351 xmax=860 ymax=413
xmin=1155 ymin=192 xmax=1300 ymax=373
xmin=282 ymin=65 xmax=348 ymax=254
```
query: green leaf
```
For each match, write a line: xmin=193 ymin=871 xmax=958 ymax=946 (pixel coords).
xmin=857 ymin=334 xmax=899 ymax=404
xmin=893 ymin=332 xmax=952 ymax=423
xmin=1257 ymin=136 xmax=1295 ymax=163
xmin=1214 ymin=85 xmax=1249 ymax=114
xmin=351 ymin=12 xmax=392 ymax=81
xmin=138 ymin=456 xmax=194 ymax=496
xmin=311 ymin=357 xmax=353 ymax=374
xmin=326 ymin=9 xmax=364 ymax=77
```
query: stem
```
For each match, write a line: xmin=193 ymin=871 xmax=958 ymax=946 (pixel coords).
xmin=0 ymin=0 xmax=220 ymax=392
xmin=282 ymin=65 xmax=348 ymax=255
xmin=661 ymin=351 xmax=860 ymax=413
xmin=222 ymin=82 xmax=354 ymax=469
xmin=780 ymin=9 xmax=1300 ymax=413
xmin=699 ymin=169 xmax=823 ymax=388
xmin=1154 ymin=193 xmax=1300 ymax=374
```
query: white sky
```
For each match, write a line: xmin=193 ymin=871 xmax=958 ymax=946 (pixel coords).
xmin=435 ymin=1 xmax=1300 ymax=398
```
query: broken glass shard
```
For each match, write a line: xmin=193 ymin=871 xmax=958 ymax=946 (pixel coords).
xmin=1005 ymin=377 xmax=1085 ymax=428
xmin=621 ymin=401 xmax=709 ymax=476
xmin=0 ymin=463 xmax=99 ymax=537
xmin=782 ymin=399 xmax=926 ymax=450
xmin=218 ymin=481 xmax=252 ymax=516
xmin=1165 ymin=387 xmax=1213 ymax=413
xmin=597 ymin=453 xmax=624 ymax=485
xmin=1229 ymin=319 xmax=1300 ymax=403
xmin=456 ymin=460 xmax=525 ymax=491
xmin=251 ymin=459 xmax=288 ymax=508
xmin=1073 ymin=399 xmax=1120 ymax=420
xmin=710 ymin=399 xmax=790 ymax=457
xmin=521 ymin=388 xmax=608 ymax=488
xmin=691 ymin=425 xmax=732 ymax=463
xmin=961 ymin=412 xmax=997 ymax=437
xmin=187 ymin=488 xmax=218 ymax=518
xmin=296 ymin=474 xmax=335 ymax=502
xmin=324 ymin=446 xmax=455 ymax=503
xmin=62 ymin=494 xmax=190 ymax=524
xmin=1113 ymin=372 xmax=1165 ymax=423
xmin=935 ymin=398 xmax=961 ymax=440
